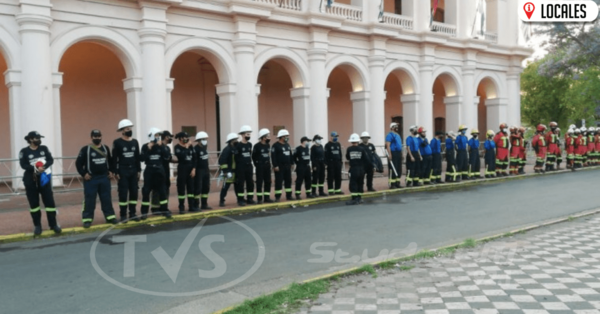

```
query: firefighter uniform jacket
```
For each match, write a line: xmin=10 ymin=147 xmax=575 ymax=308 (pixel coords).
xmin=112 ymin=138 xmax=141 ymax=175
xmin=346 ymin=145 xmax=371 ymax=168
xmin=455 ymin=135 xmax=468 ymax=150
xmin=219 ymin=145 xmax=236 ymax=174
xmin=324 ymin=142 xmax=342 ymax=164
xmin=252 ymin=142 xmax=271 ymax=168
xmin=174 ymin=144 xmax=196 ymax=168
xmin=194 ymin=145 xmax=210 ymax=171
xmin=271 ymin=142 xmax=294 ymax=168
xmin=310 ymin=144 xmax=325 ymax=164
xmin=293 ymin=146 xmax=311 ymax=167
xmin=141 ymin=143 xmax=171 ymax=170
xmin=235 ymin=142 xmax=253 ymax=169
xmin=19 ymin=145 xmax=54 ymax=177
xmin=418 ymin=137 xmax=433 ymax=156
xmin=76 ymin=144 xmax=114 ymax=176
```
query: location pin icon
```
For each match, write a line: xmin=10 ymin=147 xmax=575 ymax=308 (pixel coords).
xmin=524 ymin=2 xmax=535 ymax=19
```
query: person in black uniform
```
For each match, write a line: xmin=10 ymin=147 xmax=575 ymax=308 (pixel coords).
xmin=76 ymin=129 xmax=117 ymax=228
xmin=253 ymin=128 xmax=274 ymax=204
xmin=445 ymin=131 xmax=460 ymax=182
xmin=193 ymin=131 xmax=212 ymax=210
xmin=174 ymin=132 xmax=197 ymax=214
xmin=19 ymin=131 xmax=61 ymax=236
xmin=359 ymin=132 xmax=377 ymax=192
xmin=346 ymin=133 xmax=372 ymax=205
xmin=272 ymin=129 xmax=294 ymax=201
xmin=294 ymin=136 xmax=315 ymax=200
xmin=140 ymin=128 xmax=172 ymax=219
xmin=151 ymin=131 xmax=174 ymax=214
xmin=456 ymin=125 xmax=469 ymax=180
xmin=112 ymin=119 xmax=141 ymax=222
xmin=310 ymin=134 xmax=327 ymax=197
xmin=219 ymin=133 xmax=239 ymax=207
xmin=236 ymin=125 xmax=255 ymax=206
xmin=325 ymin=131 xmax=343 ymax=195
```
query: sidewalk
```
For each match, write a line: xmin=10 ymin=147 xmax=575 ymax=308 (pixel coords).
xmin=296 ymin=214 xmax=600 ymax=314
xmin=0 ymin=162 xmax=562 ymax=235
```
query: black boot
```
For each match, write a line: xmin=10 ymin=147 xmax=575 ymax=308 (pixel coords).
xmin=200 ymin=198 xmax=212 ymax=210
xmin=319 ymin=188 xmax=328 ymax=197
xmin=179 ymin=204 xmax=185 ymax=215
xmin=264 ymin=195 xmax=274 ymax=203
xmin=246 ymin=197 xmax=256 ymax=205
xmin=286 ymin=193 xmax=293 ymax=201
xmin=295 ymin=193 xmax=302 ymax=200
xmin=189 ymin=199 xmax=200 ymax=212
xmin=256 ymin=195 xmax=263 ymax=204
xmin=219 ymin=200 xmax=226 ymax=207
xmin=33 ymin=225 xmax=42 ymax=236
xmin=237 ymin=198 xmax=246 ymax=206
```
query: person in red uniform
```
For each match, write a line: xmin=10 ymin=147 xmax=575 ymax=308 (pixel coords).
xmin=565 ymin=129 xmax=575 ymax=170
xmin=532 ymin=124 xmax=547 ymax=173
xmin=518 ymin=127 xmax=527 ymax=174
xmin=545 ymin=122 xmax=559 ymax=171
xmin=574 ymin=128 xmax=584 ymax=168
xmin=587 ymin=127 xmax=596 ymax=166
xmin=509 ymin=127 xmax=521 ymax=175
xmin=493 ymin=123 xmax=509 ymax=176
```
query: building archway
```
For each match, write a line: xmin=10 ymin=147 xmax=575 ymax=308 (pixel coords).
xmin=257 ymin=60 xmax=296 ymax=144
xmin=431 ymin=72 xmax=460 ymax=134
xmin=383 ymin=66 xmax=418 ymax=139
xmin=58 ymin=42 xmax=128 ymax=157
xmin=477 ymin=76 xmax=500 ymax=133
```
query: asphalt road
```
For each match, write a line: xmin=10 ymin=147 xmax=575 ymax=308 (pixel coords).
xmin=1 ymin=170 xmax=598 ymax=314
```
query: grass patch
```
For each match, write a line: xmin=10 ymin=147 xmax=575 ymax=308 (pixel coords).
xmin=225 ymin=280 xmax=330 ymax=314
xmin=568 ymin=216 xmax=575 ymax=222
xmin=400 ymin=265 xmax=415 ymax=271
xmin=352 ymin=264 xmax=377 ymax=278
xmin=518 ymin=229 xmax=527 ymax=235
xmin=459 ymin=238 xmax=477 ymax=248
xmin=378 ymin=260 xmax=397 ymax=270
xmin=414 ymin=250 xmax=437 ymax=259
xmin=503 ymin=232 xmax=513 ymax=238
xmin=437 ymin=247 xmax=457 ymax=256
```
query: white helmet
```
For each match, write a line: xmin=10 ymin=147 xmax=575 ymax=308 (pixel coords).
xmin=117 ymin=119 xmax=134 ymax=131
xmin=569 ymin=124 xmax=576 ymax=130
xmin=390 ymin=122 xmax=398 ymax=129
xmin=568 ymin=129 xmax=574 ymax=134
xmin=195 ymin=131 xmax=208 ymax=140
xmin=349 ymin=133 xmax=360 ymax=143
xmin=258 ymin=128 xmax=270 ymax=138
xmin=575 ymin=128 xmax=581 ymax=134
xmin=226 ymin=132 xmax=238 ymax=143
xmin=409 ymin=125 xmax=418 ymax=132
xmin=589 ymin=127 xmax=596 ymax=132
xmin=581 ymin=127 xmax=587 ymax=132
xmin=277 ymin=129 xmax=289 ymax=138
xmin=239 ymin=125 xmax=252 ymax=134
xmin=360 ymin=131 xmax=370 ymax=138
xmin=147 ymin=127 xmax=161 ymax=141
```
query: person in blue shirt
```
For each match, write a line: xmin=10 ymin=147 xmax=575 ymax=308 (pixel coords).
xmin=385 ymin=122 xmax=403 ymax=189
xmin=430 ymin=132 xmax=443 ymax=183
xmin=456 ymin=125 xmax=469 ymax=180
xmin=468 ymin=129 xmax=481 ymax=179
xmin=417 ymin=127 xmax=433 ymax=184
xmin=484 ymin=130 xmax=497 ymax=178
xmin=445 ymin=131 xmax=460 ymax=182
xmin=406 ymin=125 xmax=422 ymax=187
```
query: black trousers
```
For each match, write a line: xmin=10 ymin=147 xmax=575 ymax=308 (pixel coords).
xmin=117 ymin=167 xmax=138 ymax=217
xmin=469 ymin=149 xmax=480 ymax=177
xmin=236 ymin=165 xmax=255 ymax=201
xmin=82 ymin=175 xmax=115 ymax=223
xmin=275 ymin=165 xmax=292 ymax=199
xmin=420 ymin=155 xmax=432 ymax=183
xmin=365 ymin=167 xmax=374 ymax=189
xmin=446 ymin=149 xmax=459 ymax=182
xmin=295 ymin=165 xmax=312 ymax=195
xmin=311 ymin=161 xmax=325 ymax=192
xmin=193 ymin=169 xmax=211 ymax=206
xmin=141 ymin=168 xmax=168 ymax=215
xmin=220 ymin=181 xmax=236 ymax=202
xmin=177 ymin=165 xmax=195 ymax=208
xmin=255 ymin=165 xmax=272 ymax=200
xmin=151 ymin=171 xmax=170 ymax=212
xmin=456 ymin=149 xmax=469 ymax=179
xmin=24 ymin=173 xmax=57 ymax=228
xmin=389 ymin=151 xmax=402 ymax=186
xmin=349 ymin=166 xmax=365 ymax=199
xmin=406 ymin=152 xmax=421 ymax=184
xmin=484 ymin=150 xmax=496 ymax=176
xmin=432 ymin=153 xmax=442 ymax=182
xmin=327 ymin=160 xmax=343 ymax=193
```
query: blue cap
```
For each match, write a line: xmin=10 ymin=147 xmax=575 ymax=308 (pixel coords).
xmin=330 ymin=132 xmax=339 ymax=137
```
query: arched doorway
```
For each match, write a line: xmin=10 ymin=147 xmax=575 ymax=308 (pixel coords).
xmin=58 ymin=42 xmax=127 ymax=157
xmin=477 ymin=77 xmax=499 ymax=133
xmin=257 ymin=60 xmax=294 ymax=144
xmin=327 ymin=68 xmax=354 ymax=140
xmin=431 ymin=73 xmax=460 ymax=134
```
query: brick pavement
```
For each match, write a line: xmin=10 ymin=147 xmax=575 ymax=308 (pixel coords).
xmin=297 ymin=215 xmax=600 ymax=314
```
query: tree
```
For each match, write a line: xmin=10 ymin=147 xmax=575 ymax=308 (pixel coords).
xmin=564 ymin=67 xmax=600 ymax=123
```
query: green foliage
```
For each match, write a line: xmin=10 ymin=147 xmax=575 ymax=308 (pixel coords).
xmin=459 ymin=238 xmax=477 ymax=249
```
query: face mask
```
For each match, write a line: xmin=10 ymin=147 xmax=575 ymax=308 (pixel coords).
xmin=124 ymin=130 xmax=133 ymax=137
xmin=167 ymin=138 xmax=173 ymax=144
xmin=265 ymin=139 xmax=271 ymax=144
xmin=503 ymin=128 xmax=508 ymax=133
xmin=473 ymin=135 xmax=478 ymax=139
xmin=92 ymin=139 xmax=102 ymax=145
xmin=201 ymin=140 xmax=208 ymax=146
xmin=362 ymin=139 xmax=368 ymax=144
xmin=315 ymin=139 xmax=321 ymax=145
xmin=245 ymin=135 xmax=251 ymax=141
xmin=284 ymin=137 xmax=289 ymax=143
xmin=333 ymin=138 xmax=338 ymax=142
xmin=32 ymin=139 xmax=41 ymax=146
xmin=461 ymin=131 xmax=466 ymax=135
xmin=153 ymin=136 xmax=161 ymax=143
xmin=182 ymin=138 xmax=189 ymax=144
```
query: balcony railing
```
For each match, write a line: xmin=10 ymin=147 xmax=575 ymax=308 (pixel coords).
xmin=325 ymin=2 xmax=362 ymax=21
xmin=431 ymin=21 xmax=457 ymax=37
xmin=380 ymin=12 xmax=413 ymax=30
xmin=484 ymin=31 xmax=498 ymax=43
xmin=253 ymin=0 xmax=301 ymax=11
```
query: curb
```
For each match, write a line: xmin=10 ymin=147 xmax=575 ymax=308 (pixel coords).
xmin=213 ymin=206 xmax=600 ymax=314
xmin=1 ymin=166 xmax=598 ymax=244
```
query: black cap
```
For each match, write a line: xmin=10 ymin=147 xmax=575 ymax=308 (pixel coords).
xmin=162 ymin=131 xmax=173 ymax=138
xmin=91 ymin=129 xmax=102 ymax=137
xmin=300 ymin=136 xmax=312 ymax=143
xmin=313 ymin=134 xmax=323 ymax=141
xmin=24 ymin=131 xmax=44 ymax=141
xmin=175 ymin=131 xmax=188 ymax=139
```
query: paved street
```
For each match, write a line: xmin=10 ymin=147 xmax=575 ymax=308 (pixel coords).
xmin=297 ymin=215 xmax=600 ymax=314
xmin=0 ymin=169 xmax=598 ymax=314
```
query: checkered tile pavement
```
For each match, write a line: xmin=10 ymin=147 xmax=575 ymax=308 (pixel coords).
xmin=298 ymin=216 xmax=600 ymax=314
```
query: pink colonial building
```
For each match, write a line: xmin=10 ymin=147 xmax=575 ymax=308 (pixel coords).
xmin=0 ymin=0 xmax=531 ymax=168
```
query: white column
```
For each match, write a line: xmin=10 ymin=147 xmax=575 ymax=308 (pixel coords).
xmin=138 ymin=3 xmax=169 ymax=135
xmin=486 ymin=98 xmax=508 ymax=130
xmin=350 ymin=91 xmax=370 ymax=134
xmin=505 ymin=0 xmax=519 ymax=46
xmin=401 ymin=94 xmax=419 ymax=140
xmin=413 ymin=0 xmax=431 ymax=32
xmin=462 ymin=54 xmax=477 ymax=133
xmin=291 ymin=87 xmax=310 ymax=145
xmin=368 ymin=53 xmax=386 ymax=149
xmin=165 ymin=78 xmax=174 ymax=134
xmin=308 ymin=28 xmax=329 ymax=139
xmin=216 ymin=83 xmax=237 ymax=146
xmin=16 ymin=1 xmax=56 ymax=155
xmin=419 ymin=51 xmax=434 ymax=135
xmin=5 ymin=70 xmax=22 ymax=191
xmin=51 ymin=73 xmax=64 ymax=186
xmin=444 ymin=96 xmax=462 ymax=133
xmin=233 ymin=17 xmax=259 ymax=136
xmin=456 ymin=0 xmax=477 ymax=39
xmin=123 ymin=77 xmax=143 ymax=140
xmin=507 ymin=72 xmax=521 ymax=126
